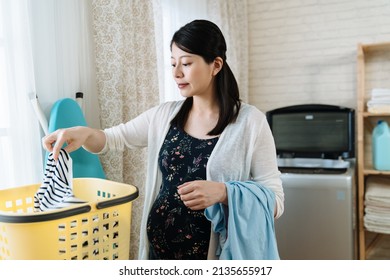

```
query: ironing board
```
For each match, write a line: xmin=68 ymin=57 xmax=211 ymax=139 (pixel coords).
xmin=47 ymin=98 xmax=105 ymax=179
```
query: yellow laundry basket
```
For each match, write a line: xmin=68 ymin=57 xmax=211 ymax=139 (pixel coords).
xmin=0 ymin=178 xmax=138 ymax=260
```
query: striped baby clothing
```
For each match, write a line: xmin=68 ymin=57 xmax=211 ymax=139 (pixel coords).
xmin=34 ymin=149 xmax=85 ymax=212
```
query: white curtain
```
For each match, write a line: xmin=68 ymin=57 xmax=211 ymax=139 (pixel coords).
xmin=159 ymin=0 xmax=208 ymax=102
xmin=208 ymin=0 xmax=249 ymax=102
xmin=0 ymin=0 xmax=43 ymax=189
xmin=29 ymin=0 xmax=100 ymax=130
xmin=0 ymin=0 xmax=98 ymax=189
xmin=158 ymin=0 xmax=249 ymax=102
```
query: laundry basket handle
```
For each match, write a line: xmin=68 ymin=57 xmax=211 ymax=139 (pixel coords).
xmin=96 ymin=189 xmax=139 ymax=209
xmin=0 ymin=205 xmax=91 ymax=224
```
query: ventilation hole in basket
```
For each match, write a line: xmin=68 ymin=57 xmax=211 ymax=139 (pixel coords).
xmin=58 ymin=224 xmax=66 ymax=230
xmin=113 ymin=220 xmax=119 ymax=228
xmin=113 ymin=231 xmax=119 ymax=239
xmin=93 ymin=238 xmax=99 ymax=245
xmin=71 ymin=244 xmax=77 ymax=252
xmin=70 ymin=220 xmax=77 ymax=228
xmin=82 ymin=240 xmax=88 ymax=247
xmin=70 ymin=232 xmax=77 ymax=240
xmin=103 ymin=234 xmax=109 ymax=243
xmin=15 ymin=199 xmax=23 ymax=206
xmin=113 ymin=210 xmax=119 ymax=217
xmin=93 ymin=227 xmax=99 ymax=234
xmin=58 ymin=236 xmax=66 ymax=242
xmin=103 ymin=256 xmax=109 ymax=260
xmin=59 ymin=249 xmax=66 ymax=255
xmin=5 ymin=201 xmax=12 ymax=208
xmin=103 ymin=223 xmax=109 ymax=230
xmin=71 ymin=256 xmax=78 ymax=260
xmin=82 ymin=230 xmax=88 ymax=237
xmin=103 ymin=245 xmax=109 ymax=253
xmin=26 ymin=207 xmax=34 ymax=213
xmin=16 ymin=209 xmax=23 ymax=213
xmin=93 ymin=249 xmax=99 ymax=256
xmin=113 ymin=242 xmax=118 ymax=249
xmin=82 ymin=218 xmax=88 ymax=224
xmin=82 ymin=253 xmax=88 ymax=260
xmin=103 ymin=212 xmax=109 ymax=219
xmin=113 ymin=253 xmax=118 ymax=260
xmin=93 ymin=215 xmax=99 ymax=222
xmin=25 ymin=197 xmax=33 ymax=204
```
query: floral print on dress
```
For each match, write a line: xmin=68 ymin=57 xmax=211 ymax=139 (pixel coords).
xmin=147 ymin=125 xmax=219 ymax=259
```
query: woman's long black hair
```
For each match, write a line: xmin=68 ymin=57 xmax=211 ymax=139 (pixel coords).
xmin=170 ymin=19 xmax=241 ymax=136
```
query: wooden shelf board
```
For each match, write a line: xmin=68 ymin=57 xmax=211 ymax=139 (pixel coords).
xmin=363 ymin=112 xmax=390 ymax=117
xmin=360 ymin=42 xmax=390 ymax=52
xmin=357 ymin=41 xmax=390 ymax=259
xmin=363 ymin=169 xmax=390 ymax=175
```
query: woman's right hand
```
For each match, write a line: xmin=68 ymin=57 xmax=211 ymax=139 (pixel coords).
xmin=42 ymin=126 xmax=104 ymax=161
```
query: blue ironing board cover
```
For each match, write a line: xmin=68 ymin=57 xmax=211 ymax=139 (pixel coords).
xmin=48 ymin=98 xmax=105 ymax=179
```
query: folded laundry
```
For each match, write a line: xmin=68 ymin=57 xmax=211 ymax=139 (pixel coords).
xmin=364 ymin=211 xmax=390 ymax=234
xmin=364 ymin=176 xmax=390 ymax=234
xmin=367 ymin=100 xmax=390 ymax=106
xmin=366 ymin=88 xmax=390 ymax=113
xmin=365 ymin=177 xmax=390 ymax=200
xmin=365 ymin=205 xmax=390 ymax=214
xmin=34 ymin=149 xmax=86 ymax=212
xmin=371 ymin=88 xmax=390 ymax=97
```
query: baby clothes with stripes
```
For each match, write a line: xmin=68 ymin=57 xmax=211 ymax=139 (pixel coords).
xmin=34 ymin=149 xmax=85 ymax=212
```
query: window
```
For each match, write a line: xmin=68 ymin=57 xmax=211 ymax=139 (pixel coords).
xmin=0 ymin=14 xmax=12 ymax=186
xmin=160 ymin=0 xmax=208 ymax=102
xmin=0 ymin=0 xmax=43 ymax=189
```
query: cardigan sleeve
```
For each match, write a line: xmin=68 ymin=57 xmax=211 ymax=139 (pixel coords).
xmin=250 ymin=115 xmax=284 ymax=219
xmin=100 ymin=105 xmax=159 ymax=153
xmin=205 ymin=104 xmax=284 ymax=219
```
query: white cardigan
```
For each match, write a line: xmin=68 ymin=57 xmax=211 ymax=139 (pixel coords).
xmin=101 ymin=100 xmax=284 ymax=259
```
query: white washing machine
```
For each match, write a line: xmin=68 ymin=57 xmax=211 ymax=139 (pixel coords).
xmin=267 ymin=104 xmax=357 ymax=260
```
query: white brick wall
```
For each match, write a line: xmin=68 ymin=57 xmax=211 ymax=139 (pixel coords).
xmin=248 ymin=0 xmax=390 ymax=113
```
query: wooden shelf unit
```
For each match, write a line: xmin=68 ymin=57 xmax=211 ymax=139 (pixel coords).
xmin=357 ymin=42 xmax=390 ymax=260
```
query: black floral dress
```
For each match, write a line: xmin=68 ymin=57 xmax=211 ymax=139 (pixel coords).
xmin=147 ymin=125 xmax=219 ymax=259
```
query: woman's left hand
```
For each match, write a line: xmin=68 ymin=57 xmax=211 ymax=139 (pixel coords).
xmin=177 ymin=180 xmax=227 ymax=210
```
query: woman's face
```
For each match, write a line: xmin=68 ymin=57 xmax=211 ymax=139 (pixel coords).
xmin=171 ymin=43 xmax=219 ymax=99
